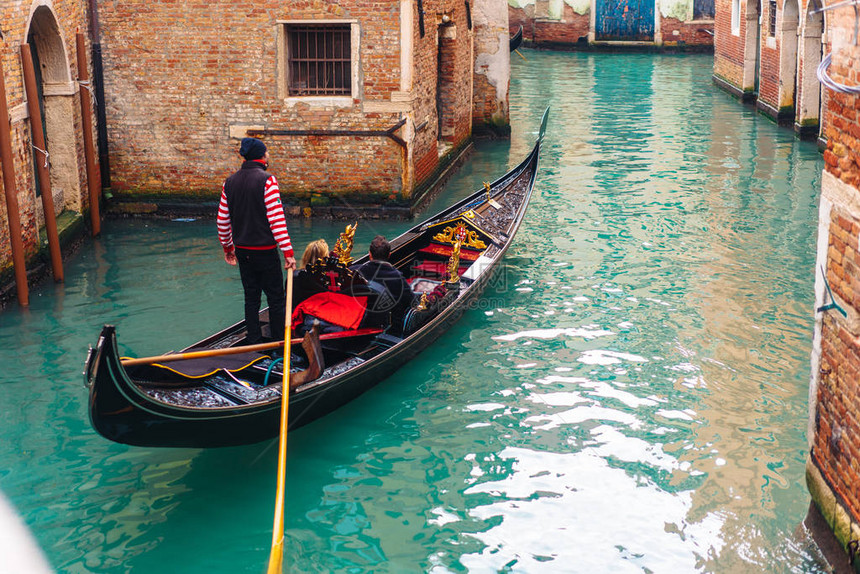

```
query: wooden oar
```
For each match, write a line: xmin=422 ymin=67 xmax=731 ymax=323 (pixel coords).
xmin=120 ymin=328 xmax=383 ymax=367
xmin=267 ymin=271 xmax=293 ymax=574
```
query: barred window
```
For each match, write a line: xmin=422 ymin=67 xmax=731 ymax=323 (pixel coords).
xmin=286 ymin=24 xmax=351 ymax=96
xmin=768 ymin=0 xmax=777 ymax=36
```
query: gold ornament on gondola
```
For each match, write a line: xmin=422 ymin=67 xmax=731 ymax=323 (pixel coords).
xmin=415 ymin=293 xmax=430 ymax=311
xmin=446 ymin=240 xmax=462 ymax=284
xmin=333 ymin=222 xmax=357 ymax=265
xmin=432 ymin=221 xmax=486 ymax=250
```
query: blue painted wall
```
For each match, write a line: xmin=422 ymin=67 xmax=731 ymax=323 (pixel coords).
xmin=595 ymin=0 xmax=655 ymax=40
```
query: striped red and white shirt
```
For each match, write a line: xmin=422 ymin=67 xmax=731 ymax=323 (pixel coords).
xmin=217 ymin=172 xmax=294 ymax=258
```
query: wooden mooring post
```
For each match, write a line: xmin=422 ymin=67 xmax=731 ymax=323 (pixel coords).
xmin=0 ymin=51 xmax=30 ymax=306
xmin=21 ymin=43 xmax=63 ymax=283
xmin=76 ymin=33 xmax=101 ymax=236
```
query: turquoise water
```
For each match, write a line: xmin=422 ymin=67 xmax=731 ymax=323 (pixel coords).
xmin=0 ymin=51 xmax=827 ymax=573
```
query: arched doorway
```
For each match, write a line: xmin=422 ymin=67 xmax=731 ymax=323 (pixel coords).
xmin=25 ymin=5 xmax=81 ymax=217
xmin=797 ymin=2 xmax=824 ymax=138
xmin=436 ymin=22 xmax=457 ymax=155
xmin=778 ymin=0 xmax=799 ymax=119
xmin=742 ymin=0 xmax=761 ymax=97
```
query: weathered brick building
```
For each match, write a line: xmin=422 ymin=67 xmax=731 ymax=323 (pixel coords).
xmin=807 ymin=2 xmax=860 ymax=565
xmin=509 ymin=0 xmax=714 ymax=49
xmin=1 ymin=0 xmax=511 ymax=302
xmin=712 ymin=0 xmax=825 ymax=137
xmin=0 ymin=0 xmax=99 ymax=302
xmin=97 ymin=0 xmax=506 ymax=215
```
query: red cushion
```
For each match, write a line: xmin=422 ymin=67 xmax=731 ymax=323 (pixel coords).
xmin=291 ymin=292 xmax=368 ymax=329
xmin=418 ymin=244 xmax=481 ymax=261
xmin=413 ymin=261 xmax=470 ymax=277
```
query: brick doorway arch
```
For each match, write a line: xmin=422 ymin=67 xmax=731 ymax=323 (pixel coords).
xmin=25 ymin=5 xmax=82 ymax=219
xmin=436 ymin=22 xmax=457 ymax=153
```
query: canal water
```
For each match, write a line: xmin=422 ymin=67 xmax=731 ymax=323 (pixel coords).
xmin=0 ymin=51 xmax=827 ymax=572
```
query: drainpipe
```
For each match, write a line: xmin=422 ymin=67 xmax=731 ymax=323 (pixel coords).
xmin=21 ymin=44 xmax=63 ymax=283
xmin=76 ymin=33 xmax=101 ymax=236
xmin=86 ymin=0 xmax=111 ymax=190
xmin=0 ymin=51 xmax=30 ymax=306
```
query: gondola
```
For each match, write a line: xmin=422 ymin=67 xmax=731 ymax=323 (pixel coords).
xmin=85 ymin=108 xmax=548 ymax=448
xmin=510 ymin=25 xmax=524 ymax=52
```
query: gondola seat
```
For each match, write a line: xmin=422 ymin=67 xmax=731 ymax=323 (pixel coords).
xmin=411 ymin=261 xmax=471 ymax=279
xmin=417 ymin=244 xmax=482 ymax=261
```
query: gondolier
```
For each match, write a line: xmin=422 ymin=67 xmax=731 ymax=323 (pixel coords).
xmin=217 ymin=137 xmax=296 ymax=345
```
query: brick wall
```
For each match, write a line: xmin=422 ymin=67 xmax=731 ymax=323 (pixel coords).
xmin=409 ymin=0 xmax=473 ymax=192
xmin=758 ymin=42 xmax=780 ymax=109
xmin=98 ymin=0 xmax=474 ymax=207
xmin=809 ymin=0 xmax=860 ymax=554
xmin=0 ymin=1 xmax=92 ymax=287
xmin=713 ymin=0 xmax=745 ymax=89
xmin=661 ymin=17 xmax=715 ymax=46
xmin=99 ymin=1 xmax=404 ymax=203
xmin=533 ymin=5 xmax=590 ymax=46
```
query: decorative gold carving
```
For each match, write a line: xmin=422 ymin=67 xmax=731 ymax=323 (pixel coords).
xmin=446 ymin=240 xmax=462 ymax=284
xmin=483 ymin=181 xmax=492 ymax=202
xmin=432 ymin=221 xmax=487 ymax=250
xmin=416 ymin=293 xmax=429 ymax=311
xmin=333 ymin=222 xmax=357 ymax=265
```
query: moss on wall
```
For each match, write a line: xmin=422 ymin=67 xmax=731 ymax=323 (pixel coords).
xmin=660 ymin=0 xmax=693 ymax=21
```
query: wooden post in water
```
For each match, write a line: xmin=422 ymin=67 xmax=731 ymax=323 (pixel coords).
xmin=21 ymin=44 xmax=63 ymax=283
xmin=75 ymin=33 xmax=101 ymax=236
xmin=0 ymin=51 xmax=30 ymax=306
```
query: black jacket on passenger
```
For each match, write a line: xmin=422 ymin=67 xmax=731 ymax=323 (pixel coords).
xmin=354 ymin=260 xmax=414 ymax=321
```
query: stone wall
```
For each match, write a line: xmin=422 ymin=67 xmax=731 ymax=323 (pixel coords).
xmin=472 ymin=0 xmax=511 ymax=136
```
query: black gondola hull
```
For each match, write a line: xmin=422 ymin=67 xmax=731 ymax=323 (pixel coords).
xmin=88 ymin=261 xmax=500 ymax=448
xmin=86 ymin=109 xmax=547 ymax=448
xmin=510 ymin=25 xmax=524 ymax=52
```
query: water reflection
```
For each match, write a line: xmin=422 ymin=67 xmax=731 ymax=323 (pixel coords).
xmin=0 ymin=51 xmax=829 ymax=573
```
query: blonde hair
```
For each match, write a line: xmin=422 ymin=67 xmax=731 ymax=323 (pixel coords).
xmin=301 ymin=239 xmax=329 ymax=269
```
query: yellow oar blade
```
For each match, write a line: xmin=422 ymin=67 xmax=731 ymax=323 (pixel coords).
xmin=267 ymin=270 xmax=293 ymax=572
xmin=267 ymin=539 xmax=284 ymax=574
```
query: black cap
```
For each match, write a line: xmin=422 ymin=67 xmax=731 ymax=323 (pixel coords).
xmin=239 ymin=137 xmax=267 ymax=160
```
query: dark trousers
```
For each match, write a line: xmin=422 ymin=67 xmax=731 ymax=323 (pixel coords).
xmin=236 ymin=248 xmax=285 ymax=344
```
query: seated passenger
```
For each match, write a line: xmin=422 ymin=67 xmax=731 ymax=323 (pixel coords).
xmin=353 ymin=235 xmax=415 ymax=326
xmin=292 ymin=239 xmax=329 ymax=307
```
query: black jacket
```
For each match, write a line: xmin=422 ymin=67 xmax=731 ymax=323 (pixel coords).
xmin=223 ymin=161 xmax=275 ymax=248
xmin=354 ymin=260 xmax=414 ymax=318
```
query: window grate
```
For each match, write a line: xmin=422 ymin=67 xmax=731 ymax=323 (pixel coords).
xmin=287 ymin=25 xmax=351 ymax=96
xmin=768 ymin=0 xmax=777 ymax=36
